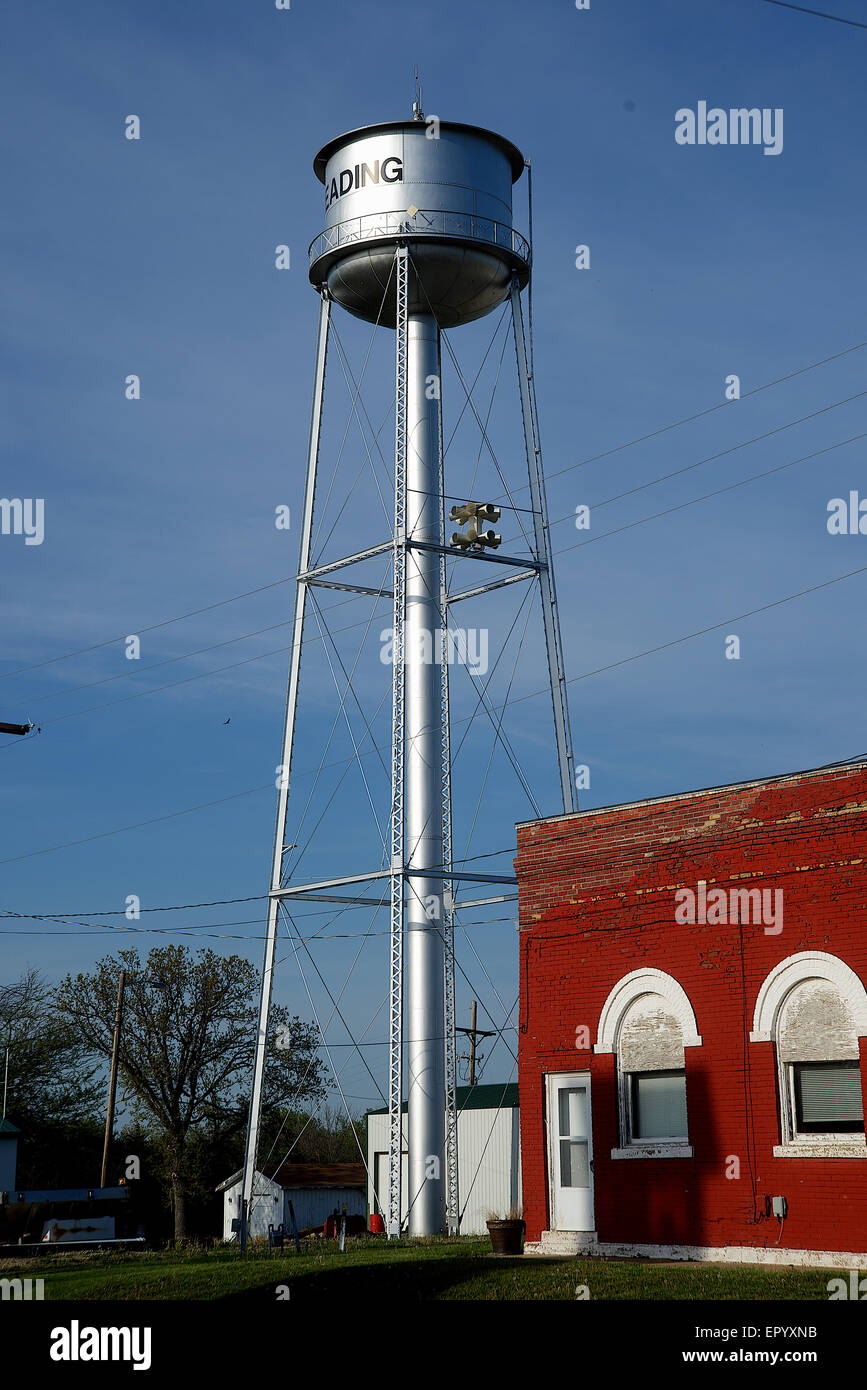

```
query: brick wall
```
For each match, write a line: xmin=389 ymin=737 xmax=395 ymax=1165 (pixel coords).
xmin=515 ymin=763 xmax=867 ymax=1251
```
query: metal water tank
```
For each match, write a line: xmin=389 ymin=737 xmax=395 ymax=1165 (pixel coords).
xmin=308 ymin=118 xmax=530 ymax=329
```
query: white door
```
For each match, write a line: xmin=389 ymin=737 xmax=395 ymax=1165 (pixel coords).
xmin=546 ymin=1072 xmax=594 ymax=1231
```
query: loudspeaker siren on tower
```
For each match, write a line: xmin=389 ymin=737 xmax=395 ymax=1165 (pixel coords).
xmin=449 ymin=500 xmax=502 ymax=550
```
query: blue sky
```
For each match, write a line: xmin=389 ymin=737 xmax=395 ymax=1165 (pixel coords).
xmin=1 ymin=0 xmax=866 ymax=1120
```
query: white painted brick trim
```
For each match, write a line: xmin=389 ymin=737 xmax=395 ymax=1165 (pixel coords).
xmin=526 ymin=1232 xmax=867 ymax=1269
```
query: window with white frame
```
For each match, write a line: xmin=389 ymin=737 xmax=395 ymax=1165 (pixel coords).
xmin=790 ymin=1060 xmax=863 ymax=1135
xmin=777 ymin=980 xmax=865 ymax=1148
xmin=751 ymin=953 xmax=867 ymax=1158
xmin=594 ymin=968 xmax=701 ymax=1160
xmin=619 ymin=997 xmax=690 ymax=1149
xmin=628 ymin=1068 xmax=689 ymax=1142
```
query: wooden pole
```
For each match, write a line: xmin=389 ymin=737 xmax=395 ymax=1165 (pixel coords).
xmin=100 ymin=970 xmax=126 ymax=1188
xmin=456 ymin=1001 xmax=495 ymax=1087
xmin=469 ymin=1000 xmax=477 ymax=1087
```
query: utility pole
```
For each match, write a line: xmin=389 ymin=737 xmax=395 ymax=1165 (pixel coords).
xmin=456 ymin=1002 xmax=496 ymax=1087
xmin=2 ymin=1046 xmax=9 ymax=1119
xmin=0 ymin=721 xmax=32 ymax=736
xmin=100 ymin=970 xmax=126 ymax=1188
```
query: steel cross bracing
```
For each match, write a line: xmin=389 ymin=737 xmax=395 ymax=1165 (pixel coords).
xmin=269 ymin=869 xmax=516 ymax=896
xmin=509 ymin=277 xmax=577 ymax=815
xmin=387 ymin=244 xmax=408 ymax=1239
xmin=242 ymin=248 xmax=573 ymax=1247
xmin=239 ymin=291 xmax=331 ymax=1251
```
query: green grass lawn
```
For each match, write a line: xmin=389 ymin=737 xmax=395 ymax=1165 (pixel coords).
xmin=0 ymin=1237 xmax=835 ymax=1301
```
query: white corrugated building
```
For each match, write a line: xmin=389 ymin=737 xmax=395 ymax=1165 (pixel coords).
xmin=217 ymin=1162 xmax=366 ymax=1241
xmin=366 ymin=1084 xmax=521 ymax=1235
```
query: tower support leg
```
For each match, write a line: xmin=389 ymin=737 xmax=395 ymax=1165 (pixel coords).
xmin=239 ymin=292 xmax=331 ymax=1251
xmin=510 ymin=279 xmax=576 ymax=814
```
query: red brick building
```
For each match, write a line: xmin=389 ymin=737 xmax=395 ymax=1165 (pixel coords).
xmin=515 ymin=760 xmax=867 ymax=1266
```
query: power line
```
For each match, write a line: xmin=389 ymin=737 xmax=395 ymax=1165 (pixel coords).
xmin=4 ymin=336 xmax=863 ymax=701
xmin=0 ymin=575 xmax=296 ymax=681
xmin=760 ymin=0 xmax=867 ymax=28
xmin=17 ymin=621 xmax=291 ymax=708
xmin=313 ymin=1032 xmax=516 ymax=1051
xmin=11 ymin=413 xmax=863 ymax=743
xmin=2 ymin=569 xmax=865 ymax=867
xmin=0 ymin=596 xmax=381 ymax=733
xmin=0 ymin=846 xmax=513 ymax=915
xmin=0 ymin=301 xmax=500 ymax=730
xmin=0 ymin=909 xmax=516 ymax=939
xmin=555 ymin=430 xmax=867 ymax=557
xmin=10 ymin=640 xmax=329 ymax=729
xmin=519 ymin=563 xmax=867 ymax=702
xmin=281 ymin=903 xmax=388 ymax=1108
xmin=0 ymin=572 xmax=402 ymax=742
xmin=4 ymin=344 xmax=867 ymax=856
xmin=7 ymin=419 xmax=865 ymax=736
xmin=4 ymin=340 xmax=864 ymax=727
xmin=6 ymin=812 xmax=866 ymax=937
xmin=15 ymin=392 xmax=865 ymax=734
xmin=539 ymin=397 xmax=867 ymax=538
xmin=259 ymin=994 xmax=390 ymax=1185
xmin=4 ymin=895 xmax=265 ymax=917
xmin=0 ymin=783 xmax=273 ymax=866
xmin=506 ymin=337 xmax=867 ymax=495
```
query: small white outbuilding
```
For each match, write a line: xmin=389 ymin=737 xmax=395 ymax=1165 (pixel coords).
xmin=217 ymin=1162 xmax=366 ymax=1241
xmin=366 ymin=1083 xmax=521 ymax=1235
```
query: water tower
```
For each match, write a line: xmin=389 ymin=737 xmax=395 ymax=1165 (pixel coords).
xmin=241 ymin=104 xmax=575 ymax=1241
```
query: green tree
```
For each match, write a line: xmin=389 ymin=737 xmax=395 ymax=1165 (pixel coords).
xmin=0 ymin=968 xmax=102 ymax=1127
xmin=55 ymin=945 xmax=326 ymax=1239
xmin=259 ymin=1104 xmax=364 ymax=1166
xmin=0 ymin=969 xmax=104 ymax=1190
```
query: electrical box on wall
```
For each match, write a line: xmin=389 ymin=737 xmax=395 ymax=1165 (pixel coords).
xmin=763 ymin=1195 xmax=788 ymax=1218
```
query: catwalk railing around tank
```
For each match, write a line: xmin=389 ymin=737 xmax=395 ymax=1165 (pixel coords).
xmin=309 ymin=208 xmax=531 ymax=268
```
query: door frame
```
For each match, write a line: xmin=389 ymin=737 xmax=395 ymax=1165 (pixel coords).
xmin=545 ymin=1070 xmax=595 ymax=1232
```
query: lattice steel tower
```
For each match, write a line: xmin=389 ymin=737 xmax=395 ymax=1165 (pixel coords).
xmin=241 ymin=107 xmax=575 ymax=1241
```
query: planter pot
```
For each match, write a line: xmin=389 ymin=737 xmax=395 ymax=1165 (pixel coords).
xmin=486 ymin=1218 xmax=525 ymax=1255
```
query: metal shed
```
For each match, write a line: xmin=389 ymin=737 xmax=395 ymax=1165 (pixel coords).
xmin=218 ymin=1162 xmax=366 ymax=1241
xmin=366 ymin=1084 xmax=521 ymax=1236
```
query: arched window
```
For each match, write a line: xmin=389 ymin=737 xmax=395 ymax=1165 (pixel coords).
xmin=751 ymin=953 xmax=867 ymax=1157
xmin=595 ymin=969 xmax=701 ymax=1159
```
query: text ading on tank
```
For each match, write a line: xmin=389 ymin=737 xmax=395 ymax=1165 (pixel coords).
xmin=324 ymin=156 xmax=404 ymax=211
